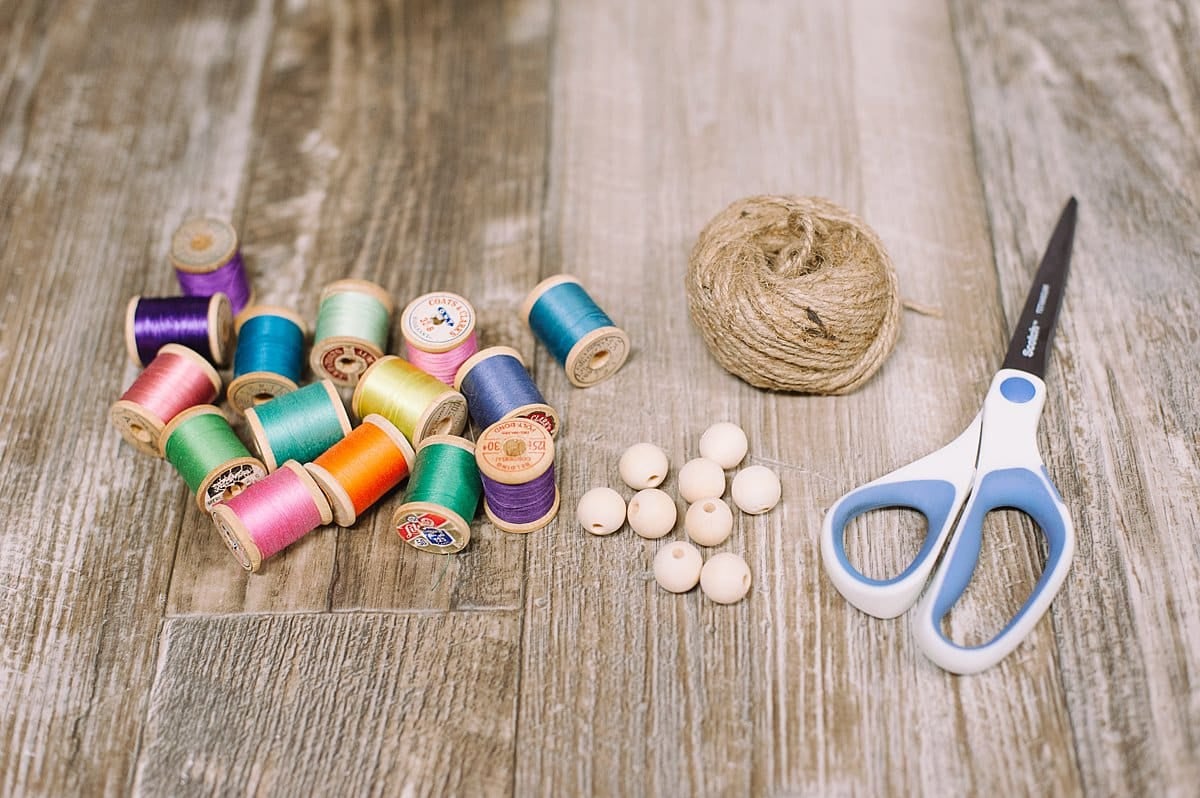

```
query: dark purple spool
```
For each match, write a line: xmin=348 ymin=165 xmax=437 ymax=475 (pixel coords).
xmin=480 ymin=465 xmax=557 ymax=525
xmin=131 ymin=296 xmax=218 ymax=366
xmin=176 ymin=251 xmax=252 ymax=315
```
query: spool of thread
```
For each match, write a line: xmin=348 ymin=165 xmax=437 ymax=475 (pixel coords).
xmin=521 ymin=275 xmax=631 ymax=388
xmin=391 ymin=435 xmax=481 ymax=554
xmin=306 ymin=414 xmax=416 ymax=526
xmin=244 ymin=380 xmax=351 ymax=472
xmin=110 ymin=344 xmax=222 ymax=457
xmin=170 ymin=217 xmax=253 ymax=316
xmin=454 ymin=346 xmax=560 ymax=437
xmin=400 ymin=291 xmax=479 ymax=385
xmin=227 ymin=305 xmax=307 ymax=413
xmin=160 ymin=405 xmax=266 ymax=511
xmin=211 ymin=461 xmax=333 ymax=572
xmin=476 ymin=418 xmax=559 ymax=533
xmin=352 ymin=355 xmax=467 ymax=445
xmin=309 ymin=279 xmax=393 ymax=386
xmin=125 ymin=294 xmax=233 ymax=367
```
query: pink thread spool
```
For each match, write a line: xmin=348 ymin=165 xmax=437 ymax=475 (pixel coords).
xmin=110 ymin=343 xmax=222 ymax=457
xmin=400 ymin=292 xmax=479 ymax=385
xmin=210 ymin=461 xmax=333 ymax=572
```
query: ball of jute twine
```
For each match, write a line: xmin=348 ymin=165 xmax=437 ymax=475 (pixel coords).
xmin=686 ymin=195 xmax=902 ymax=394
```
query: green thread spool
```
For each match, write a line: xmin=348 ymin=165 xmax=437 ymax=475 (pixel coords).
xmin=309 ymin=279 xmax=394 ymax=387
xmin=391 ymin=435 xmax=481 ymax=554
xmin=352 ymin=355 xmax=468 ymax=445
xmin=160 ymin=405 xmax=267 ymax=511
xmin=521 ymin=274 xmax=631 ymax=387
xmin=244 ymin=380 xmax=351 ymax=471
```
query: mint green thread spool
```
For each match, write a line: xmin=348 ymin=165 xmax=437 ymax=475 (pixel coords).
xmin=244 ymin=380 xmax=352 ymax=471
xmin=521 ymin=274 xmax=631 ymax=387
xmin=391 ymin=435 xmax=481 ymax=554
xmin=160 ymin=405 xmax=266 ymax=511
xmin=309 ymin=279 xmax=394 ymax=387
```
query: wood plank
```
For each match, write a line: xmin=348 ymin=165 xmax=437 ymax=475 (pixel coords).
xmin=516 ymin=1 xmax=1080 ymax=795
xmin=134 ymin=611 xmax=520 ymax=796
xmin=0 ymin=1 xmax=273 ymax=794
xmin=949 ymin=1 xmax=1200 ymax=793
xmin=166 ymin=0 xmax=552 ymax=615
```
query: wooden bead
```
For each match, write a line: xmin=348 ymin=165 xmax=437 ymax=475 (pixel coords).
xmin=653 ymin=541 xmax=703 ymax=593
xmin=700 ymin=552 xmax=752 ymax=604
xmin=627 ymin=488 xmax=677 ymax=539
xmin=576 ymin=486 xmax=626 ymax=536
xmin=699 ymin=421 xmax=748 ymax=469
xmin=685 ymin=498 xmax=734 ymax=546
xmin=678 ymin=457 xmax=725 ymax=504
xmin=731 ymin=465 xmax=781 ymax=514
xmin=618 ymin=442 xmax=669 ymax=489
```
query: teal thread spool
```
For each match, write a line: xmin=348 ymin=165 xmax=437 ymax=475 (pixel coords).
xmin=391 ymin=435 xmax=482 ymax=554
xmin=521 ymin=274 xmax=631 ymax=387
xmin=244 ymin=380 xmax=352 ymax=471
xmin=309 ymin=279 xmax=393 ymax=387
xmin=160 ymin=405 xmax=267 ymax=511
xmin=228 ymin=306 xmax=307 ymax=413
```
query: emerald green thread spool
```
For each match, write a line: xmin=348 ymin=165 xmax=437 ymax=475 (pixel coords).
xmin=309 ymin=279 xmax=393 ymax=387
xmin=244 ymin=380 xmax=351 ymax=472
xmin=391 ymin=435 xmax=481 ymax=554
xmin=160 ymin=405 xmax=267 ymax=511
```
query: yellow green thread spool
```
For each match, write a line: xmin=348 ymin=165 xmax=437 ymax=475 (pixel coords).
xmin=391 ymin=435 xmax=481 ymax=554
xmin=351 ymin=355 xmax=468 ymax=445
xmin=309 ymin=279 xmax=393 ymax=387
xmin=160 ymin=405 xmax=266 ymax=511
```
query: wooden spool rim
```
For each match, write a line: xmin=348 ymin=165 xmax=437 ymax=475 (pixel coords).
xmin=391 ymin=500 xmax=472 ymax=554
xmin=309 ymin=336 xmax=384 ymax=386
xmin=519 ymin=273 xmax=582 ymax=323
xmin=243 ymin=405 xmax=276 ymax=471
xmin=169 ymin=217 xmax=239 ymax=274
xmin=564 ymin=325 xmax=631 ymax=387
xmin=303 ymin=461 xmax=357 ymax=527
xmin=226 ymin=372 xmax=300 ymax=415
xmin=194 ymin=455 xmax=266 ymax=513
xmin=400 ymin=291 xmax=477 ymax=354
xmin=414 ymin=390 xmax=468 ymax=444
xmin=108 ymin=399 xmax=167 ymax=457
xmin=475 ymin=417 xmax=555 ymax=484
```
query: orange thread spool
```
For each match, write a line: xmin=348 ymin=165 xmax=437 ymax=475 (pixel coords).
xmin=305 ymin=414 xmax=416 ymax=526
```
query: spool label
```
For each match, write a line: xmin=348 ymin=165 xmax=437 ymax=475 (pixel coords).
xmin=420 ymin=397 xmax=468 ymax=440
xmin=478 ymin=419 xmax=551 ymax=476
xmin=571 ymin=333 xmax=629 ymax=384
xmin=397 ymin=511 xmax=461 ymax=549
xmin=213 ymin=513 xmax=254 ymax=570
xmin=230 ymin=376 xmax=291 ymax=410
xmin=404 ymin=295 xmax=473 ymax=347
xmin=204 ymin=462 xmax=267 ymax=511
xmin=320 ymin=344 xmax=378 ymax=383
xmin=521 ymin=409 xmax=557 ymax=437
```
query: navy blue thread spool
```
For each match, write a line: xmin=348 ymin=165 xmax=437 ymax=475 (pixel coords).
xmin=475 ymin=418 xmax=559 ymax=534
xmin=520 ymin=274 xmax=630 ymax=388
xmin=124 ymin=294 xmax=233 ymax=367
xmin=227 ymin=305 xmax=307 ymax=414
xmin=454 ymin=346 xmax=560 ymax=438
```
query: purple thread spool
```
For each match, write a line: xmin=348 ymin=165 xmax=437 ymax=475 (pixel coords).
xmin=170 ymin=218 xmax=253 ymax=316
xmin=124 ymin=293 xmax=234 ymax=367
xmin=475 ymin=418 xmax=559 ymax=533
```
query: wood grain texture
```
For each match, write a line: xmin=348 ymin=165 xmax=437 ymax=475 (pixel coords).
xmin=950 ymin=1 xmax=1200 ymax=794
xmin=134 ymin=611 xmax=520 ymax=797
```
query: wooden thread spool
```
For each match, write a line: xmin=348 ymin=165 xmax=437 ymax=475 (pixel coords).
xmin=391 ymin=435 xmax=481 ymax=554
xmin=170 ymin=217 xmax=254 ymax=317
xmin=400 ymin=291 xmax=479 ymax=385
xmin=351 ymin=355 xmax=468 ymax=445
xmin=160 ymin=405 xmax=266 ymax=511
xmin=309 ymin=279 xmax=393 ymax=386
xmin=227 ymin=305 xmax=307 ymax=413
xmin=476 ymin=418 xmax=559 ymax=533
xmin=244 ymin=380 xmax=351 ymax=472
xmin=454 ymin=346 xmax=560 ymax=437
xmin=125 ymin=293 xmax=233 ymax=368
xmin=306 ymin=414 xmax=416 ymax=526
xmin=521 ymin=274 xmax=631 ymax=387
xmin=211 ymin=461 xmax=333 ymax=573
xmin=110 ymin=343 xmax=222 ymax=457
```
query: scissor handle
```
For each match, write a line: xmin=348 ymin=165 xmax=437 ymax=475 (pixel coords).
xmin=820 ymin=415 xmax=981 ymax=619
xmin=912 ymin=370 xmax=1075 ymax=674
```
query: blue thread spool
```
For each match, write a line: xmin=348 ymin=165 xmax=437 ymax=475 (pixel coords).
xmin=244 ymin=380 xmax=352 ymax=471
xmin=227 ymin=306 xmax=308 ymax=413
xmin=521 ymin=275 xmax=630 ymax=387
xmin=454 ymin=346 xmax=560 ymax=438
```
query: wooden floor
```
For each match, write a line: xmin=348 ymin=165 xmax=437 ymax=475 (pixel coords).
xmin=2 ymin=0 xmax=1198 ymax=795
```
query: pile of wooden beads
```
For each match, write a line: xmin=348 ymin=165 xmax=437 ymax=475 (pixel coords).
xmin=576 ymin=421 xmax=782 ymax=604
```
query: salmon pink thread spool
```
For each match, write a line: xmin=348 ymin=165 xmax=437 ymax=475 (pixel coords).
xmin=475 ymin=418 xmax=559 ymax=534
xmin=170 ymin=218 xmax=253 ymax=317
xmin=110 ymin=344 xmax=222 ymax=457
xmin=306 ymin=415 xmax=416 ymax=526
xmin=211 ymin=461 xmax=333 ymax=572
xmin=400 ymin=291 xmax=479 ymax=385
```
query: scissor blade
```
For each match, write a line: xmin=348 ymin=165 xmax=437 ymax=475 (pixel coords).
xmin=1001 ymin=197 xmax=1077 ymax=377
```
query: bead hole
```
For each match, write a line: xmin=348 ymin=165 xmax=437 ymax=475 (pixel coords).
xmin=703 ymin=501 xmax=716 ymax=513
xmin=591 ymin=522 xmax=604 ymax=530
xmin=671 ymin=547 xmax=685 ymax=559
xmin=589 ymin=349 xmax=610 ymax=370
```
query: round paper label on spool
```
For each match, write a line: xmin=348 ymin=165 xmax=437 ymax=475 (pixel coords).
xmin=201 ymin=459 xmax=267 ymax=512
xmin=567 ymin=326 xmax=631 ymax=387
xmin=395 ymin=506 xmax=469 ymax=553
xmin=315 ymin=341 xmax=380 ymax=385
xmin=402 ymin=293 xmax=475 ymax=353
xmin=476 ymin=418 xmax=554 ymax=484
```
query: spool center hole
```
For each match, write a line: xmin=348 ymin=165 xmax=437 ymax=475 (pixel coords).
xmin=224 ymin=484 xmax=245 ymax=501
xmin=190 ymin=232 xmax=214 ymax=251
xmin=432 ymin=417 xmax=453 ymax=435
xmin=253 ymin=392 xmax=274 ymax=405
xmin=130 ymin=423 xmax=151 ymax=443
xmin=503 ymin=439 xmax=527 ymax=457
xmin=337 ymin=356 xmax=362 ymax=373
xmin=589 ymin=349 xmax=611 ymax=369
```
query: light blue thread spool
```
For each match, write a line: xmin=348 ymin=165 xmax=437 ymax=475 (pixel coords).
xmin=245 ymin=380 xmax=352 ymax=471
xmin=228 ymin=306 xmax=307 ymax=413
xmin=454 ymin=346 xmax=560 ymax=437
xmin=521 ymin=274 xmax=630 ymax=387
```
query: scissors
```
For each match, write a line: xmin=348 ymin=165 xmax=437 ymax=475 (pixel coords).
xmin=820 ymin=198 xmax=1078 ymax=674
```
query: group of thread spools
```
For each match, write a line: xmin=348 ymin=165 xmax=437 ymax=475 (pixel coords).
xmin=110 ymin=218 xmax=630 ymax=572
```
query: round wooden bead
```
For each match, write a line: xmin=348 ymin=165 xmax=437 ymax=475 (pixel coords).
xmin=653 ymin=541 xmax=703 ymax=593
xmin=577 ymin=486 xmax=626 ymax=536
xmin=731 ymin=465 xmax=781 ymax=514
xmin=699 ymin=421 xmax=748 ymax=469
xmin=678 ymin=457 xmax=725 ymax=504
xmin=619 ymin=442 xmax=669 ymax=489
xmin=685 ymin=498 xmax=734 ymax=547
xmin=700 ymin=552 xmax=752 ymax=604
xmin=627 ymin=488 xmax=677 ymax=539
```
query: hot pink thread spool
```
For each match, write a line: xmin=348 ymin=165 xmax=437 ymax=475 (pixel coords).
xmin=400 ymin=291 xmax=479 ymax=385
xmin=109 ymin=343 xmax=222 ymax=457
xmin=210 ymin=461 xmax=333 ymax=572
